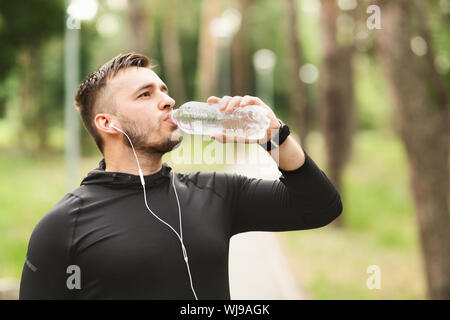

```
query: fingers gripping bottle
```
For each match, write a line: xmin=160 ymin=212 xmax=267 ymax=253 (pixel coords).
xmin=170 ymin=101 xmax=270 ymax=140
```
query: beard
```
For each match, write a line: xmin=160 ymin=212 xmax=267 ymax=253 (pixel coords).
xmin=118 ymin=115 xmax=183 ymax=156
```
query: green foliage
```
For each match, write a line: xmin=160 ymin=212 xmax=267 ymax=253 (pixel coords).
xmin=341 ymin=139 xmax=416 ymax=248
xmin=281 ymin=130 xmax=426 ymax=299
xmin=0 ymin=0 xmax=427 ymax=152
xmin=0 ymin=1 xmax=66 ymax=152
xmin=0 ymin=0 xmax=65 ymax=79
xmin=354 ymin=55 xmax=394 ymax=131
xmin=0 ymin=153 xmax=67 ymax=277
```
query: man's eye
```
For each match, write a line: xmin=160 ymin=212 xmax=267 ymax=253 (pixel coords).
xmin=139 ymin=91 xmax=151 ymax=98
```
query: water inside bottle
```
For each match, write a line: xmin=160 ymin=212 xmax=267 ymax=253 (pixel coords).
xmin=171 ymin=101 xmax=270 ymax=140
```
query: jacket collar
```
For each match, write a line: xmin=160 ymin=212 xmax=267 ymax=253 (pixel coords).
xmin=81 ymin=158 xmax=173 ymax=188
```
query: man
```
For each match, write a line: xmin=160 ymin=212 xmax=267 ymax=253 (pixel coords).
xmin=19 ymin=52 xmax=342 ymax=299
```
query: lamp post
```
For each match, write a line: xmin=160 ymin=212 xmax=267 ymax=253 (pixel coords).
xmin=64 ymin=0 xmax=98 ymax=191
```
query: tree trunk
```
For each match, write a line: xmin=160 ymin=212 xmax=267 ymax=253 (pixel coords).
xmin=230 ymin=0 xmax=250 ymax=96
xmin=374 ymin=0 xmax=450 ymax=299
xmin=196 ymin=0 xmax=221 ymax=100
xmin=285 ymin=0 xmax=311 ymax=147
xmin=319 ymin=0 xmax=355 ymax=226
xmin=160 ymin=0 xmax=187 ymax=103
xmin=127 ymin=0 xmax=152 ymax=56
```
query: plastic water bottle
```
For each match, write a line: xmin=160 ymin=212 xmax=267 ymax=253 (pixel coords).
xmin=170 ymin=101 xmax=270 ymax=140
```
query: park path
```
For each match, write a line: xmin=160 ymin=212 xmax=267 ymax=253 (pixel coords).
xmin=0 ymin=278 xmax=19 ymax=299
xmin=225 ymin=145 xmax=305 ymax=300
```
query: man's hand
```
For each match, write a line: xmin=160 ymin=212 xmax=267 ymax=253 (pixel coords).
xmin=206 ymin=95 xmax=305 ymax=170
xmin=206 ymin=95 xmax=281 ymax=144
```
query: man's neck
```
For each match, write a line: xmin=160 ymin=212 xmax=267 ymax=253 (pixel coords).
xmin=104 ymin=146 xmax=163 ymax=176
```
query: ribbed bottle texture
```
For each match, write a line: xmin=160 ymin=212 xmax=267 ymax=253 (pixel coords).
xmin=170 ymin=101 xmax=270 ymax=140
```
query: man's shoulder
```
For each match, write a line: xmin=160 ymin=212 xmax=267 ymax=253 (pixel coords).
xmin=25 ymin=192 xmax=83 ymax=256
xmin=50 ymin=192 xmax=83 ymax=216
xmin=176 ymin=169 xmax=252 ymax=197
xmin=33 ymin=192 xmax=83 ymax=235
xmin=177 ymin=169 xmax=236 ymax=185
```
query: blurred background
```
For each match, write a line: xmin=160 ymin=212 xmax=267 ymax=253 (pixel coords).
xmin=0 ymin=0 xmax=449 ymax=299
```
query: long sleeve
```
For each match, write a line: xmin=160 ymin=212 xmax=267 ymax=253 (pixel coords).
xmin=228 ymin=150 xmax=343 ymax=236
xmin=19 ymin=194 xmax=80 ymax=300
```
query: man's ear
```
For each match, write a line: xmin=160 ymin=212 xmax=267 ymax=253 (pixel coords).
xmin=95 ymin=113 xmax=117 ymax=134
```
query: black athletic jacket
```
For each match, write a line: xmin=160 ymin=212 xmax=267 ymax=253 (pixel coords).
xmin=19 ymin=150 xmax=342 ymax=299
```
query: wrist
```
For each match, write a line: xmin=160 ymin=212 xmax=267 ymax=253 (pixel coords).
xmin=274 ymin=137 xmax=306 ymax=171
xmin=259 ymin=119 xmax=290 ymax=151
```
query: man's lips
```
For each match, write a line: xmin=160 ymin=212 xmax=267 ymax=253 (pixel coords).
xmin=164 ymin=114 xmax=178 ymax=127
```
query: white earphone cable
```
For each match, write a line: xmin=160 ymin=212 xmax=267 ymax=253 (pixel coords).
xmin=110 ymin=124 xmax=198 ymax=300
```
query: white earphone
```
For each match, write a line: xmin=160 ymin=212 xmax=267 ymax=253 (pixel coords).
xmin=109 ymin=122 xmax=198 ymax=300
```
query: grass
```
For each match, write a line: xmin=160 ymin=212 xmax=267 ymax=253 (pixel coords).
xmin=0 ymin=153 xmax=64 ymax=278
xmin=278 ymin=130 xmax=427 ymax=299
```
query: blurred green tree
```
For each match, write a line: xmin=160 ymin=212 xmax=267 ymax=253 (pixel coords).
xmin=319 ymin=0 xmax=356 ymax=227
xmin=231 ymin=0 xmax=251 ymax=97
xmin=159 ymin=0 xmax=187 ymax=103
xmin=374 ymin=0 xmax=449 ymax=299
xmin=196 ymin=0 xmax=221 ymax=101
xmin=127 ymin=0 xmax=152 ymax=56
xmin=285 ymin=0 xmax=311 ymax=148
xmin=0 ymin=0 xmax=65 ymax=152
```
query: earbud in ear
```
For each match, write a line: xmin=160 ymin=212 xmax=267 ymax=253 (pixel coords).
xmin=109 ymin=123 xmax=124 ymax=134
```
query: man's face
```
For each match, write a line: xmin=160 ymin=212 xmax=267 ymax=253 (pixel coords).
xmin=106 ymin=67 xmax=182 ymax=154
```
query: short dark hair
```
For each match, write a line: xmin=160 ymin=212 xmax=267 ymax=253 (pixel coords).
xmin=74 ymin=52 xmax=153 ymax=153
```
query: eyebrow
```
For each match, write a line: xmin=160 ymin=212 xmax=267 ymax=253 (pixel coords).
xmin=135 ymin=82 xmax=169 ymax=95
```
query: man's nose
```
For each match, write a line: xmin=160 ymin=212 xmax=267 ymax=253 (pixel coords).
xmin=159 ymin=95 xmax=175 ymax=110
